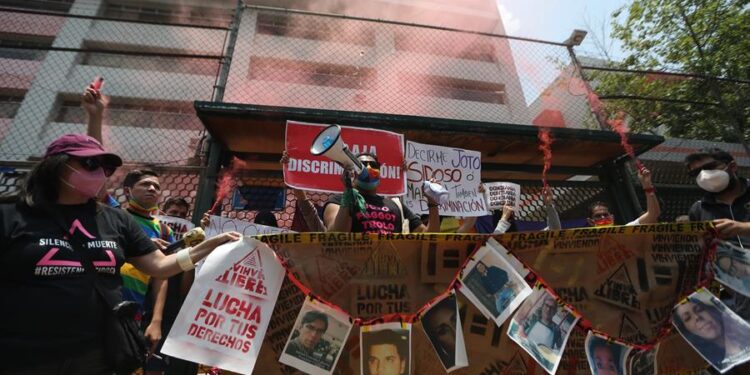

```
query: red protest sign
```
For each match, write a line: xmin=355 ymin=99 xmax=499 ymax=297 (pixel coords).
xmin=284 ymin=121 xmax=406 ymax=196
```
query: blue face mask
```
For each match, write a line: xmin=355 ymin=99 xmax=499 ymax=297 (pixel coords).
xmin=356 ymin=166 xmax=380 ymax=191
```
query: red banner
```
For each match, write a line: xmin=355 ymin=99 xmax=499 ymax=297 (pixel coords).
xmin=283 ymin=121 xmax=406 ymax=196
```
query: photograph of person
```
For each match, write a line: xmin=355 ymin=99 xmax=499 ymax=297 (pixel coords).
xmin=508 ymin=287 xmax=580 ymax=374
xmin=421 ymin=293 xmax=467 ymax=371
xmin=460 ymin=245 xmax=532 ymax=326
xmin=585 ymin=331 xmax=630 ymax=375
xmin=713 ymin=241 xmax=750 ymax=297
xmin=672 ymin=288 xmax=750 ymax=373
xmin=360 ymin=323 xmax=411 ymax=375
xmin=626 ymin=345 xmax=658 ymax=375
xmin=280 ymin=300 xmax=352 ymax=375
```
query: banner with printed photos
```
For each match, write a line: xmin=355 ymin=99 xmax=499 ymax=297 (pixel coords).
xmin=360 ymin=322 xmax=412 ymax=375
xmin=459 ymin=244 xmax=532 ymax=326
xmin=420 ymin=292 xmax=468 ymax=372
xmin=192 ymin=222 xmax=725 ymax=374
xmin=672 ymin=288 xmax=750 ymax=374
xmin=280 ymin=298 xmax=353 ymax=375
xmin=507 ymin=286 xmax=580 ymax=374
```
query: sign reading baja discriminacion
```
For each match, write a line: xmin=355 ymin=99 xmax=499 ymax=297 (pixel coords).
xmin=482 ymin=182 xmax=521 ymax=211
xmin=284 ymin=121 xmax=406 ymax=196
xmin=154 ymin=215 xmax=195 ymax=241
xmin=405 ymin=141 xmax=486 ymax=216
xmin=162 ymin=238 xmax=285 ymax=375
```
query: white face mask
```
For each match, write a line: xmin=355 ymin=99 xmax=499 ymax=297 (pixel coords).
xmin=696 ymin=169 xmax=730 ymax=193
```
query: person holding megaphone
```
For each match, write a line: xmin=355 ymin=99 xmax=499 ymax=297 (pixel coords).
xmin=323 ymin=152 xmax=441 ymax=234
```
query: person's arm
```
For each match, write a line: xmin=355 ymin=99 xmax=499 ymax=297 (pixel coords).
xmin=415 ymin=178 xmax=441 ymax=233
xmin=544 ymin=190 xmax=561 ymax=230
xmin=294 ymin=189 xmax=327 ymax=232
xmin=493 ymin=206 xmax=514 ymax=234
xmin=713 ymin=219 xmax=750 ymax=238
xmin=456 ymin=216 xmax=477 ymax=233
xmin=635 ymin=167 xmax=661 ymax=224
xmin=82 ymin=86 xmax=104 ymax=143
xmin=145 ymin=278 xmax=167 ymax=351
xmin=324 ymin=169 xmax=356 ymax=232
xmin=128 ymin=231 xmax=241 ymax=278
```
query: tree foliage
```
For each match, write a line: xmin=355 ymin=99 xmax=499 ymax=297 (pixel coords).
xmin=592 ymin=0 xmax=749 ymax=149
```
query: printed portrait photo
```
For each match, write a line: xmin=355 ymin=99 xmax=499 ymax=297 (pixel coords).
xmin=280 ymin=299 xmax=353 ymax=375
xmin=713 ymin=241 xmax=750 ymax=297
xmin=585 ymin=331 xmax=630 ymax=375
xmin=460 ymin=245 xmax=532 ymax=326
xmin=672 ymin=288 xmax=750 ymax=374
xmin=420 ymin=292 xmax=467 ymax=371
xmin=508 ymin=287 xmax=580 ymax=374
xmin=361 ymin=323 xmax=412 ymax=375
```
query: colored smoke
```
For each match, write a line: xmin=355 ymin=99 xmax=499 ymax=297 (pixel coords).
xmin=210 ymin=157 xmax=248 ymax=214
xmin=537 ymin=127 xmax=554 ymax=191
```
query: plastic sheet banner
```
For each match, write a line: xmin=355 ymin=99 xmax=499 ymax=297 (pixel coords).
xmin=153 ymin=215 xmax=194 ymax=241
xmin=162 ymin=238 xmax=285 ymax=374
xmin=244 ymin=223 xmax=714 ymax=374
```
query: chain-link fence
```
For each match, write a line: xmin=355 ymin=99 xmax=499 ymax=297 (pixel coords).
xmin=222 ymin=6 xmax=601 ymax=130
xmin=0 ymin=3 xmax=231 ymax=164
xmin=1 ymin=1 xmax=719 ymax=229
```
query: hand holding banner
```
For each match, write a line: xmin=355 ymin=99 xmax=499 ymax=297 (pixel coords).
xmin=405 ymin=141 xmax=485 ymax=216
xmin=283 ymin=121 xmax=406 ymax=195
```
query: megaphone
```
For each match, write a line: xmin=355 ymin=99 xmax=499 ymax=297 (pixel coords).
xmin=310 ymin=124 xmax=362 ymax=172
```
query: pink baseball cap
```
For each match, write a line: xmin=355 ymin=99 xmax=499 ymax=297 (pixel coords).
xmin=44 ymin=134 xmax=122 ymax=167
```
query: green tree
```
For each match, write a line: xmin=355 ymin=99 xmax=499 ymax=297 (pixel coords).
xmin=593 ymin=0 xmax=750 ymax=151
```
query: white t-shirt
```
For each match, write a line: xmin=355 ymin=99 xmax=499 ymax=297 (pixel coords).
xmin=526 ymin=321 xmax=555 ymax=347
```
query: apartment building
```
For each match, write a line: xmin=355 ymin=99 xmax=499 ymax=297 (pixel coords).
xmin=0 ymin=0 xmax=233 ymax=163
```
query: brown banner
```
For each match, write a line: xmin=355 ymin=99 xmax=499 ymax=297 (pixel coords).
xmin=249 ymin=224 xmax=713 ymax=374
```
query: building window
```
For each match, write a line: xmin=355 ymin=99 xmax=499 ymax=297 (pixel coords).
xmin=103 ymin=2 xmax=233 ymax=27
xmin=0 ymin=0 xmax=74 ymax=12
xmin=395 ymin=32 xmax=497 ymax=63
xmin=400 ymin=73 xmax=506 ymax=104
xmin=55 ymin=99 xmax=201 ymax=130
xmin=249 ymin=57 xmax=376 ymax=90
xmin=80 ymin=52 xmax=218 ymax=76
xmin=256 ymin=12 xmax=376 ymax=46
xmin=0 ymin=94 xmax=23 ymax=118
xmin=0 ymin=35 xmax=53 ymax=61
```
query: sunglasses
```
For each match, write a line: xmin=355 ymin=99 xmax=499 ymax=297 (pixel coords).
xmin=688 ymin=161 xmax=725 ymax=178
xmin=76 ymin=157 xmax=116 ymax=177
xmin=361 ymin=160 xmax=380 ymax=169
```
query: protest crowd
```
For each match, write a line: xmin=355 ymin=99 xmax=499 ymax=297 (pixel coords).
xmin=2 ymin=80 xmax=750 ymax=375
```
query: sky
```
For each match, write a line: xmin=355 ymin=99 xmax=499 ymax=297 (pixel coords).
xmin=495 ymin=0 xmax=630 ymax=61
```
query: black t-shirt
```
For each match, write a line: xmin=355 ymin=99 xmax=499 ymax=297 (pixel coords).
xmin=326 ymin=193 xmax=422 ymax=234
xmin=0 ymin=200 xmax=156 ymax=364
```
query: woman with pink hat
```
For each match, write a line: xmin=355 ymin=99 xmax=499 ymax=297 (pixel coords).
xmin=0 ymin=134 xmax=240 ymax=374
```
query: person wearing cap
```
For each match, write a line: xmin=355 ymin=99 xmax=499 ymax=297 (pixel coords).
xmin=0 ymin=134 xmax=240 ymax=373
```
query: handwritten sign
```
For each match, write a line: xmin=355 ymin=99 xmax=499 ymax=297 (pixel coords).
xmin=284 ymin=121 xmax=406 ymax=195
xmin=482 ymin=182 xmax=520 ymax=211
xmin=205 ymin=215 xmax=296 ymax=238
xmin=162 ymin=238 xmax=284 ymax=375
xmin=405 ymin=141 xmax=486 ymax=216
xmin=154 ymin=215 xmax=195 ymax=241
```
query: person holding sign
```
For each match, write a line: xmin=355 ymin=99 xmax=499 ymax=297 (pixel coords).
xmin=587 ymin=166 xmax=659 ymax=227
xmin=324 ymin=153 xmax=440 ymax=234
xmin=0 ymin=134 xmax=241 ymax=373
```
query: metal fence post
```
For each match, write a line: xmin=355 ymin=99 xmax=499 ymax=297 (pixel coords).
xmin=191 ymin=0 xmax=243 ymax=225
